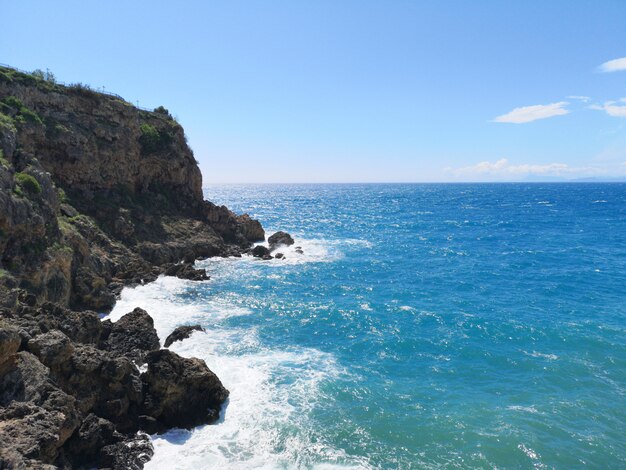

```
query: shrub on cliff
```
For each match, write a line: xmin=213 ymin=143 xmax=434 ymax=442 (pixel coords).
xmin=139 ymin=123 xmax=172 ymax=154
xmin=0 ymin=96 xmax=43 ymax=126
xmin=154 ymin=106 xmax=173 ymax=120
xmin=15 ymin=172 xmax=42 ymax=195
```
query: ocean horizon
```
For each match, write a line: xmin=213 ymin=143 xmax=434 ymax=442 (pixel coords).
xmin=106 ymin=182 xmax=626 ymax=469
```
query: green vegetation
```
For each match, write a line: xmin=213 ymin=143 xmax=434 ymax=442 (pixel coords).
xmin=154 ymin=106 xmax=173 ymax=119
xmin=0 ymin=149 xmax=8 ymax=168
xmin=57 ymin=187 xmax=68 ymax=203
xmin=139 ymin=122 xmax=173 ymax=154
xmin=31 ymin=68 xmax=56 ymax=83
xmin=15 ymin=172 xmax=42 ymax=195
xmin=0 ymin=96 xmax=43 ymax=126
xmin=0 ymin=66 xmax=50 ymax=89
xmin=0 ymin=111 xmax=16 ymax=133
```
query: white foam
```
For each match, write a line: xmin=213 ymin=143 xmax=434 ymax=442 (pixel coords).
xmin=240 ymin=234 xmax=372 ymax=266
xmin=104 ymin=269 xmax=372 ymax=469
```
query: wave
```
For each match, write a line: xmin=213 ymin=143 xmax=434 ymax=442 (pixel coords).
xmin=105 ymin=271 xmax=372 ymax=469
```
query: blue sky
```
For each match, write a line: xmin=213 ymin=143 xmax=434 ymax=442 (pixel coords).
xmin=2 ymin=1 xmax=626 ymax=183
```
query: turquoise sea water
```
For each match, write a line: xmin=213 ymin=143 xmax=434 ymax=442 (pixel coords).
xmin=108 ymin=184 xmax=626 ymax=469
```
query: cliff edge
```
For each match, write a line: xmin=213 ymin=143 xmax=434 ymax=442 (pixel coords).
xmin=0 ymin=65 xmax=264 ymax=469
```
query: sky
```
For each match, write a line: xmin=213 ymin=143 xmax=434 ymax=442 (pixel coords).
xmin=2 ymin=0 xmax=626 ymax=183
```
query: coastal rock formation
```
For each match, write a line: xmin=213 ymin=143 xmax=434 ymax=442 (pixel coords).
xmin=103 ymin=307 xmax=160 ymax=363
xmin=164 ymin=324 xmax=205 ymax=348
xmin=164 ymin=262 xmax=209 ymax=281
xmin=252 ymin=245 xmax=272 ymax=258
xmin=0 ymin=66 xmax=271 ymax=468
xmin=141 ymin=349 xmax=229 ymax=431
xmin=268 ymin=231 xmax=295 ymax=249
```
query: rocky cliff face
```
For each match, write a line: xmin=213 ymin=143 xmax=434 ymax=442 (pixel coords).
xmin=0 ymin=65 xmax=264 ymax=311
xmin=0 ymin=65 xmax=265 ymax=469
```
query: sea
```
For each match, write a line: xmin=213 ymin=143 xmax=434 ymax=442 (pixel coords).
xmin=105 ymin=183 xmax=626 ymax=469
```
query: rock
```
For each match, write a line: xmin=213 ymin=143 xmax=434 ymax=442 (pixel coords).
xmin=164 ymin=325 xmax=205 ymax=348
xmin=0 ymin=323 xmax=21 ymax=365
xmin=141 ymin=349 xmax=229 ymax=430
xmin=105 ymin=307 xmax=160 ymax=363
xmin=251 ymin=245 xmax=271 ymax=258
xmin=0 ymin=352 xmax=81 ymax=466
xmin=59 ymin=203 xmax=78 ymax=218
xmin=236 ymin=213 xmax=265 ymax=242
xmin=268 ymin=231 xmax=295 ymax=249
xmin=274 ymin=252 xmax=284 ymax=259
xmin=65 ymin=413 xmax=120 ymax=465
xmin=99 ymin=432 xmax=154 ymax=470
xmin=164 ymin=262 xmax=209 ymax=281
xmin=27 ymin=330 xmax=74 ymax=369
xmin=59 ymin=344 xmax=144 ymax=429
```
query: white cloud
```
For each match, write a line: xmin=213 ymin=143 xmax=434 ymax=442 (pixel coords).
xmin=493 ymin=102 xmax=570 ymax=124
xmin=598 ymin=57 xmax=626 ymax=73
xmin=446 ymin=158 xmax=593 ymax=179
xmin=589 ymin=98 xmax=626 ymax=117
xmin=567 ymin=95 xmax=591 ymax=102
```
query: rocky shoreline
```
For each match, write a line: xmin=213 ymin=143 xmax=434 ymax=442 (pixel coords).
xmin=0 ymin=65 xmax=287 ymax=469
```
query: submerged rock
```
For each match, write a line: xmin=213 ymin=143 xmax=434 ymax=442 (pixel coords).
xmin=141 ymin=349 xmax=229 ymax=430
xmin=164 ymin=324 xmax=205 ymax=348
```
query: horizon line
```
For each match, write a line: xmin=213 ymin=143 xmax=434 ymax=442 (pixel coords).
xmin=202 ymin=180 xmax=626 ymax=186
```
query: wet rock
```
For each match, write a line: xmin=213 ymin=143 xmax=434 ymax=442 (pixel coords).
xmin=99 ymin=432 xmax=154 ymax=470
xmin=251 ymin=245 xmax=271 ymax=258
xmin=141 ymin=349 xmax=229 ymax=430
xmin=105 ymin=307 xmax=160 ymax=363
xmin=268 ymin=231 xmax=295 ymax=249
xmin=164 ymin=262 xmax=209 ymax=281
xmin=164 ymin=324 xmax=205 ymax=348
xmin=274 ymin=252 xmax=284 ymax=259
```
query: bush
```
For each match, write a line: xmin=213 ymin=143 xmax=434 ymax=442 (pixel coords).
xmin=1 ymin=97 xmax=43 ymax=125
xmin=15 ymin=172 xmax=42 ymax=195
xmin=139 ymin=123 xmax=172 ymax=154
xmin=154 ymin=106 xmax=173 ymax=119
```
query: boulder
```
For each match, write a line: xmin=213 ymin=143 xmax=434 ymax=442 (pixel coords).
xmin=274 ymin=253 xmax=284 ymax=259
xmin=268 ymin=231 xmax=294 ymax=249
xmin=236 ymin=214 xmax=265 ymax=242
xmin=105 ymin=307 xmax=160 ymax=363
xmin=164 ymin=325 xmax=205 ymax=348
xmin=164 ymin=262 xmax=209 ymax=281
xmin=251 ymin=245 xmax=271 ymax=258
xmin=27 ymin=330 xmax=74 ymax=369
xmin=141 ymin=349 xmax=229 ymax=430
xmin=0 ymin=324 xmax=21 ymax=365
xmin=0 ymin=352 xmax=81 ymax=466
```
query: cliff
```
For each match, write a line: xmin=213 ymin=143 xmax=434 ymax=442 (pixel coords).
xmin=0 ymin=65 xmax=265 ymax=469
